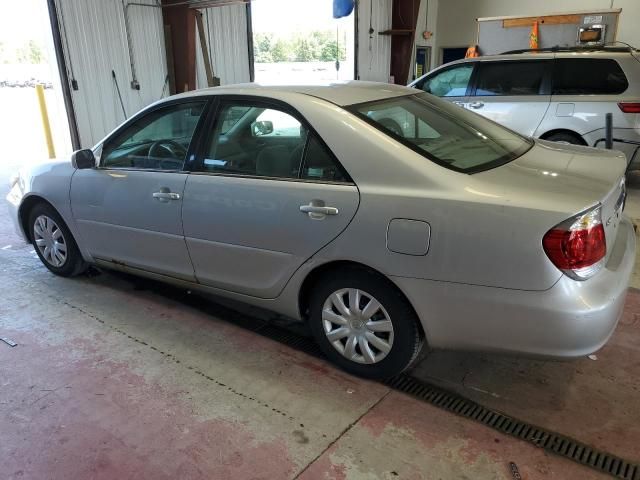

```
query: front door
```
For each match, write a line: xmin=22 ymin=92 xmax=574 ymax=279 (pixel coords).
xmin=468 ymin=60 xmax=552 ymax=137
xmin=181 ymin=98 xmax=360 ymax=298
xmin=413 ymin=62 xmax=474 ymax=109
xmin=70 ymin=100 xmax=207 ymax=280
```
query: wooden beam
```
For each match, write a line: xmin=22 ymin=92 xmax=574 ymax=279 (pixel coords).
xmin=503 ymin=14 xmax=582 ymax=28
xmin=389 ymin=0 xmax=421 ymax=85
xmin=195 ymin=11 xmax=218 ymax=87
xmin=161 ymin=0 xmax=197 ymax=93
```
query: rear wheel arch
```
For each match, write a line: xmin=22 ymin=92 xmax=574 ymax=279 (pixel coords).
xmin=540 ymin=129 xmax=587 ymax=145
xmin=298 ymin=260 xmax=425 ymax=335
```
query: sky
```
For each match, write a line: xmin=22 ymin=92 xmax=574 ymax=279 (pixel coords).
xmin=0 ymin=0 xmax=353 ymax=41
xmin=0 ymin=0 xmax=51 ymax=47
xmin=251 ymin=0 xmax=354 ymax=35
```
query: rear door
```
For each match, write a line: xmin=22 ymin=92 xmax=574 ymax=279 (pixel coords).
xmin=468 ymin=59 xmax=552 ymax=136
xmin=181 ymin=97 xmax=360 ymax=298
xmin=535 ymin=57 xmax=634 ymax=146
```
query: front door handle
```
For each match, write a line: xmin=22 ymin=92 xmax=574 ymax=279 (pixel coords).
xmin=300 ymin=201 xmax=339 ymax=220
xmin=300 ymin=205 xmax=339 ymax=215
xmin=153 ymin=188 xmax=181 ymax=202
xmin=468 ymin=101 xmax=484 ymax=109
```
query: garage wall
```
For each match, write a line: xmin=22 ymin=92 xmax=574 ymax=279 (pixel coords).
xmin=55 ymin=0 xmax=167 ymax=148
xmin=356 ymin=0 xmax=392 ymax=82
xmin=195 ymin=4 xmax=252 ymax=89
xmin=413 ymin=0 xmax=439 ymax=72
xmin=437 ymin=0 xmax=640 ymax=61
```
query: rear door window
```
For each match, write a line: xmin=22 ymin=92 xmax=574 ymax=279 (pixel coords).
xmin=552 ymin=58 xmax=628 ymax=95
xmin=474 ymin=61 xmax=548 ymax=96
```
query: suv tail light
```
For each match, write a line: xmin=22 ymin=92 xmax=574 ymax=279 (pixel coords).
xmin=542 ymin=206 xmax=606 ymax=281
xmin=618 ymin=102 xmax=640 ymax=114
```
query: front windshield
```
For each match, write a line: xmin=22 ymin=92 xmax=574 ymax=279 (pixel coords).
xmin=348 ymin=93 xmax=532 ymax=173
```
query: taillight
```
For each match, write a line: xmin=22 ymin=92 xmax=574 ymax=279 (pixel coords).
xmin=618 ymin=102 xmax=640 ymax=113
xmin=542 ymin=206 xmax=606 ymax=281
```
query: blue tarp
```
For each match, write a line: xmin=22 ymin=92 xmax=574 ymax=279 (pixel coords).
xmin=333 ymin=0 xmax=354 ymax=18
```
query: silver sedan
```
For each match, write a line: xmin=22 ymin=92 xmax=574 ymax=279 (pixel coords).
xmin=6 ymin=82 xmax=636 ymax=379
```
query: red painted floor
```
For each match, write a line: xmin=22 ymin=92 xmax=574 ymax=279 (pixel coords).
xmin=2 ymin=243 xmax=634 ymax=478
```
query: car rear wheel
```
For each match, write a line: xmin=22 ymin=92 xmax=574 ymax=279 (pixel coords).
xmin=544 ymin=131 xmax=586 ymax=145
xmin=308 ymin=268 xmax=424 ymax=379
xmin=29 ymin=203 xmax=86 ymax=277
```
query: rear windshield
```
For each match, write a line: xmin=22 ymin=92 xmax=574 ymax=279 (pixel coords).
xmin=348 ymin=93 xmax=532 ymax=174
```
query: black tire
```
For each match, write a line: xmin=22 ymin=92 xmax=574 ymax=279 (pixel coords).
xmin=544 ymin=132 xmax=585 ymax=145
xmin=308 ymin=268 xmax=425 ymax=380
xmin=28 ymin=202 xmax=87 ymax=277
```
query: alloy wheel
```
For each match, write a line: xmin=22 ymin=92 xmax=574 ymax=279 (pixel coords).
xmin=322 ymin=288 xmax=394 ymax=364
xmin=33 ymin=215 xmax=67 ymax=268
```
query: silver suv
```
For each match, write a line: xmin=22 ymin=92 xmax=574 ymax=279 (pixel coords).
xmin=410 ymin=47 xmax=640 ymax=167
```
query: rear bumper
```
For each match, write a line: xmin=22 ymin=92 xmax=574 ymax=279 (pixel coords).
xmin=392 ymin=216 xmax=636 ymax=357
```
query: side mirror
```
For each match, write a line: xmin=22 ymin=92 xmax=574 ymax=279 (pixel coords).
xmin=251 ymin=120 xmax=274 ymax=137
xmin=71 ymin=149 xmax=96 ymax=169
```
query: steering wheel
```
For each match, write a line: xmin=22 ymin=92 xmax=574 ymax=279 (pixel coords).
xmin=148 ymin=139 xmax=187 ymax=160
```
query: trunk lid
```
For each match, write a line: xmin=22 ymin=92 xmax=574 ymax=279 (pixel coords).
xmin=473 ymin=139 xmax=627 ymax=262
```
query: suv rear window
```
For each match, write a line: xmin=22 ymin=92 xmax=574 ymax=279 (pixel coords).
xmin=349 ymin=93 xmax=532 ymax=174
xmin=553 ymin=58 xmax=628 ymax=95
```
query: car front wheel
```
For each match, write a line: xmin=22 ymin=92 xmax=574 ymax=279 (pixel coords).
xmin=309 ymin=268 xmax=424 ymax=379
xmin=29 ymin=203 xmax=86 ymax=277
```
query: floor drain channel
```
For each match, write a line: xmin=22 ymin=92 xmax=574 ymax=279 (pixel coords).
xmin=252 ymin=319 xmax=639 ymax=479
xmin=385 ymin=374 xmax=639 ymax=480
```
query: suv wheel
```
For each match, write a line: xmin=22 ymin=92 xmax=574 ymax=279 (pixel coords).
xmin=308 ymin=268 xmax=425 ymax=379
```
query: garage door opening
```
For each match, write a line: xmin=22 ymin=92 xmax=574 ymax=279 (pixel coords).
xmin=251 ymin=0 xmax=355 ymax=83
xmin=0 ymin=0 xmax=72 ymax=171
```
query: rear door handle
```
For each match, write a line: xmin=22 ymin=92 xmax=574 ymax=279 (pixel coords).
xmin=300 ymin=205 xmax=339 ymax=215
xmin=153 ymin=191 xmax=181 ymax=202
xmin=468 ymin=101 xmax=484 ymax=109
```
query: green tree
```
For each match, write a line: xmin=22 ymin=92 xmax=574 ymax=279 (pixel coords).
xmin=254 ymin=33 xmax=274 ymax=63
xmin=16 ymin=40 xmax=45 ymax=64
xmin=271 ymin=39 xmax=289 ymax=62
xmin=293 ymin=38 xmax=314 ymax=62
xmin=319 ymin=40 xmax=346 ymax=61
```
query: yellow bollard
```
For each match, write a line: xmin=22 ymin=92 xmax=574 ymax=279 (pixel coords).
xmin=35 ymin=84 xmax=56 ymax=159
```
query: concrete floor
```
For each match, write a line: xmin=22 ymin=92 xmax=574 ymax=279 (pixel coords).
xmin=1 ymin=164 xmax=639 ymax=479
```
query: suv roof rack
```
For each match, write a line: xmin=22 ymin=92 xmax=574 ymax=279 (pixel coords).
xmin=500 ymin=45 xmax=636 ymax=55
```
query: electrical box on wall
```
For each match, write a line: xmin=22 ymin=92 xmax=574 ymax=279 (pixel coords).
xmin=577 ymin=24 xmax=606 ymax=46
xmin=414 ymin=46 xmax=431 ymax=80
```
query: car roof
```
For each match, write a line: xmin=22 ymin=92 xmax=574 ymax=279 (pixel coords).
xmin=435 ymin=48 xmax=637 ymax=66
xmin=170 ymin=81 xmax=416 ymax=107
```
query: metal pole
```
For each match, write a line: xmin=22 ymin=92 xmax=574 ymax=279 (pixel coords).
xmin=35 ymin=84 xmax=56 ymax=159
xmin=605 ymin=112 xmax=613 ymax=150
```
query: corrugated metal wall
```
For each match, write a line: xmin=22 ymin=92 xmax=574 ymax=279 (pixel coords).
xmin=195 ymin=4 xmax=251 ymax=89
xmin=55 ymin=0 xmax=167 ymax=148
xmin=356 ymin=0 xmax=392 ymax=82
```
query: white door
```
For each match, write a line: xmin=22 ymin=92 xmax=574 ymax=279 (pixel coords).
xmin=468 ymin=60 xmax=552 ymax=137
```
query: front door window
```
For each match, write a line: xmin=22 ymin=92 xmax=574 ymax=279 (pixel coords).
xmin=101 ymin=102 xmax=206 ymax=171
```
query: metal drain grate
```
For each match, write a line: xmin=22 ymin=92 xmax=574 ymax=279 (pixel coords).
xmin=385 ymin=374 xmax=640 ymax=480
xmin=250 ymin=320 xmax=639 ymax=479
xmin=122 ymin=278 xmax=638 ymax=480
